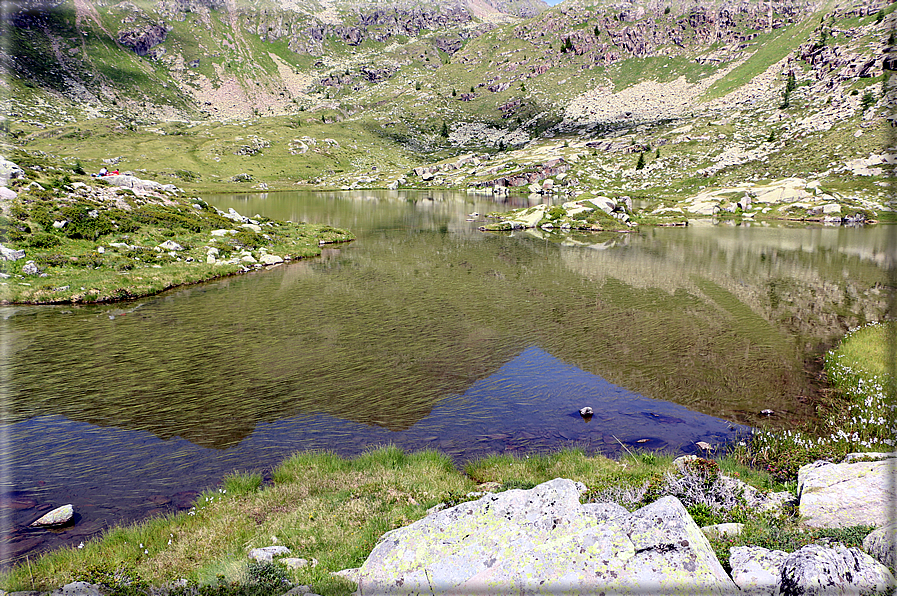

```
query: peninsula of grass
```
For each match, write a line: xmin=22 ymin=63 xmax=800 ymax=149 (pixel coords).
xmin=0 ymin=169 xmax=354 ymax=304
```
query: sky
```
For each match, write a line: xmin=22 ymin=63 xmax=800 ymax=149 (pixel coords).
xmin=544 ymin=0 xmax=564 ymax=4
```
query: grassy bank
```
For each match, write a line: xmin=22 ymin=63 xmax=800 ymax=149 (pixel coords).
xmin=0 ymin=442 xmax=877 ymax=596
xmin=0 ymin=157 xmax=354 ymax=304
xmin=731 ymin=321 xmax=897 ymax=482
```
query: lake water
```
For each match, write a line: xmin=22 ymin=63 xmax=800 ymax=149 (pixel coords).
xmin=2 ymin=189 xmax=892 ymax=565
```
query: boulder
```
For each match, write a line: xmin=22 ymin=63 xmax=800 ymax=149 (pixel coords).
xmin=354 ymin=478 xmax=736 ymax=595
xmin=0 ymin=157 xmax=24 ymax=186
xmin=729 ymin=546 xmax=787 ymax=595
xmin=248 ymin=545 xmax=291 ymax=562
xmin=863 ymin=524 xmax=897 ymax=568
xmin=31 ymin=504 xmax=74 ymax=527
xmin=779 ymin=543 xmax=894 ymax=595
xmin=0 ymin=243 xmax=25 ymax=261
xmin=731 ymin=544 xmax=895 ymax=596
xmin=798 ymin=457 xmax=897 ymax=528
xmin=260 ymin=254 xmax=284 ymax=266
xmin=0 ymin=186 xmax=17 ymax=201
xmin=157 ymin=240 xmax=183 ymax=251
xmin=49 ymin=581 xmax=104 ymax=596
xmin=22 ymin=261 xmax=41 ymax=275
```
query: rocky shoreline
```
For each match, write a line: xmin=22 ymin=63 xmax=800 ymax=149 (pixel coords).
xmin=6 ymin=452 xmax=895 ymax=596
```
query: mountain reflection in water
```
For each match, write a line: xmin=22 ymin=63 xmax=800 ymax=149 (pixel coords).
xmin=3 ymin=346 xmax=739 ymax=563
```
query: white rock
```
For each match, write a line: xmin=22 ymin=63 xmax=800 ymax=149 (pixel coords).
xmin=158 ymin=240 xmax=183 ymax=251
xmin=798 ymin=457 xmax=897 ymax=528
xmin=701 ymin=523 xmax=743 ymax=539
xmin=248 ymin=545 xmax=291 ymax=562
xmin=31 ymin=504 xmax=74 ymax=527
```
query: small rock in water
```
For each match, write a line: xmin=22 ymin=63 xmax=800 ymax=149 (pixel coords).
xmin=579 ymin=407 xmax=593 ymax=416
xmin=31 ymin=504 xmax=74 ymax=527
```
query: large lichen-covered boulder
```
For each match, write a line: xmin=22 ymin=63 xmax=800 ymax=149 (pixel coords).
xmin=354 ymin=478 xmax=736 ymax=595
xmin=863 ymin=524 xmax=897 ymax=568
xmin=779 ymin=544 xmax=894 ymax=595
xmin=797 ymin=454 xmax=897 ymax=528
xmin=729 ymin=544 xmax=895 ymax=596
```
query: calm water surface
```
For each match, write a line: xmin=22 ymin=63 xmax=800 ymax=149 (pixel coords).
xmin=2 ymin=190 xmax=892 ymax=564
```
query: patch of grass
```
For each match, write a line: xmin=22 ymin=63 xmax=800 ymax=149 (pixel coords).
xmin=728 ymin=321 xmax=896 ymax=483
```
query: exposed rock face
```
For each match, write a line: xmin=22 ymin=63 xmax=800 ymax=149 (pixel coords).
xmin=354 ymin=478 xmax=736 ymax=595
xmin=797 ymin=454 xmax=897 ymax=528
xmin=117 ymin=24 xmax=168 ymax=56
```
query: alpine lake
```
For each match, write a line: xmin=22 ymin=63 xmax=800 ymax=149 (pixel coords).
xmin=2 ymin=189 xmax=893 ymax=564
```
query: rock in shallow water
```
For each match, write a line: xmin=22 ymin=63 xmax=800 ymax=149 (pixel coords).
xmin=31 ymin=504 xmax=74 ymax=527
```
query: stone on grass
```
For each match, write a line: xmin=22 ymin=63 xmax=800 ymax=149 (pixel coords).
xmin=248 ymin=545 xmax=291 ymax=562
xmin=31 ymin=504 xmax=73 ymax=527
xmin=354 ymin=478 xmax=736 ymax=595
xmin=798 ymin=457 xmax=896 ymax=528
xmin=158 ymin=240 xmax=183 ymax=251
xmin=281 ymin=557 xmax=317 ymax=570
xmin=260 ymin=253 xmax=284 ymax=266
xmin=49 ymin=582 xmax=104 ymax=596
xmin=863 ymin=524 xmax=897 ymax=568
xmin=0 ymin=186 xmax=17 ymax=201
xmin=701 ymin=523 xmax=743 ymax=539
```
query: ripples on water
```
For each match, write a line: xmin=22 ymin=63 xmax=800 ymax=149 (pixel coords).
xmin=2 ymin=190 xmax=891 ymax=563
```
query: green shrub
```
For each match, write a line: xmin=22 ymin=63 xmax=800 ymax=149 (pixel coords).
xmin=245 ymin=561 xmax=289 ymax=592
xmin=27 ymin=232 xmax=61 ymax=248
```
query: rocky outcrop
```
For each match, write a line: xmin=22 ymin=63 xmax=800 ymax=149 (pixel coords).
xmin=117 ymin=24 xmax=168 ymax=56
xmin=354 ymin=478 xmax=737 ymax=595
xmin=102 ymin=174 xmax=180 ymax=194
xmin=730 ymin=544 xmax=895 ymax=596
xmin=0 ymin=156 xmax=25 ymax=186
xmin=797 ymin=453 xmax=897 ymax=528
